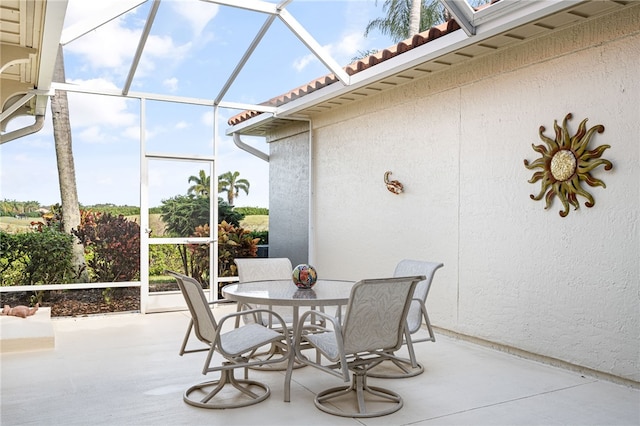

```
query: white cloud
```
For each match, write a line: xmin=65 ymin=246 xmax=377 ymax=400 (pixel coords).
xmin=293 ymin=53 xmax=315 ymax=72
xmin=78 ymin=126 xmax=107 ymax=143
xmin=163 ymin=77 xmax=179 ymax=92
xmin=142 ymin=36 xmax=192 ymax=66
xmin=64 ymin=3 xmax=193 ymax=80
xmin=64 ymin=17 xmax=141 ymax=73
xmin=122 ymin=126 xmax=142 ymax=140
xmin=168 ymin=0 xmax=219 ymax=35
xmin=332 ymin=31 xmax=366 ymax=60
xmin=202 ymin=110 xmax=214 ymax=126
xmin=175 ymin=121 xmax=189 ymax=129
xmin=63 ymin=0 xmax=141 ymax=28
xmin=66 ymin=78 xmax=138 ymax=131
xmin=292 ymin=30 xmax=366 ymax=72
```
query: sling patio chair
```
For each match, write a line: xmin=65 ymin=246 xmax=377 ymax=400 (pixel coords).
xmin=233 ymin=257 xmax=326 ymax=369
xmin=368 ymin=259 xmax=444 ymax=379
xmin=167 ymin=271 xmax=290 ymax=409
xmin=291 ymin=275 xmax=424 ymax=417
xmin=234 ymin=257 xmax=294 ymax=328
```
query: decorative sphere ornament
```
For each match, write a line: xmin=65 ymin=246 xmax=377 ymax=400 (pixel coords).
xmin=292 ymin=264 xmax=317 ymax=289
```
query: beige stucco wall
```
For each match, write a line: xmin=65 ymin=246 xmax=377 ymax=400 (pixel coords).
xmin=269 ymin=6 xmax=639 ymax=382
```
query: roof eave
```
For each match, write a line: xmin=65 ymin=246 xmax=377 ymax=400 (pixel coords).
xmin=226 ymin=0 xmax=584 ymax=136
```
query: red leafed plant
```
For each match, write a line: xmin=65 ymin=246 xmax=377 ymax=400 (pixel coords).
xmin=73 ymin=211 xmax=140 ymax=282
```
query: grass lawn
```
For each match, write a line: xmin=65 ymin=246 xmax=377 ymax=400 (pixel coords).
xmin=239 ymin=214 xmax=268 ymax=232
xmin=0 ymin=214 xmax=269 ymax=235
xmin=0 ymin=216 xmax=34 ymax=233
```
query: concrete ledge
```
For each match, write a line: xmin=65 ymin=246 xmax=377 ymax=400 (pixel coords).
xmin=0 ymin=307 xmax=54 ymax=353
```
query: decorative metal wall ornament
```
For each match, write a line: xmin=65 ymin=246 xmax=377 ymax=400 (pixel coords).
xmin=524 ymin=113 xmax=612 ymax=217
xmin=384 ymin=171 xmax=404 ymax=194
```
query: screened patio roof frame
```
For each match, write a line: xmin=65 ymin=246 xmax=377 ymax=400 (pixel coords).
xmin=3 ymin=0 xmax=591 ymax=140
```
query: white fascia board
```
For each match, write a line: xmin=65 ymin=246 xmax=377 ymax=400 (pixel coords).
xmin=244 ymin=0 xmax=583 ymax=122
xmin=60 ymin=0 xmax=147 ymax=45
xmin=269 ymin=30 xmax=469 ymax=118
xmin=472 ymin=0 xmax=582 ymax=26
xmin=34 ymin=0 xmax=68 ymax=116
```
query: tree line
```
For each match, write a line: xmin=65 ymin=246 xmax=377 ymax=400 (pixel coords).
xmin=1 ymin=169 xmax=262 ymax=218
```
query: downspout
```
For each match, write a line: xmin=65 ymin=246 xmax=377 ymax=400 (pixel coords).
xmin=0 ymin=115 xmax=45 ymax=144
xmin=232 ymin=133 xmax=269 ymax=162
xmin=306 ymin=119 xmax=315 ymax=266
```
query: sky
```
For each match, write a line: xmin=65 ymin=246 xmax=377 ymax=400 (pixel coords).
xmin=0 ymin=0 xmax=395 ymax=209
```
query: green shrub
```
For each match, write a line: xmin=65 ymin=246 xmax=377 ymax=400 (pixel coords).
xmin=249 ymin=230 xmax=268 ymax=244
xmin=218 ymin=199 xmax=244 ymax=226
xmin=149 ymin=245 xmax=183 ymax=276
xmin=0 ymin=228 xmax=74 ymax=286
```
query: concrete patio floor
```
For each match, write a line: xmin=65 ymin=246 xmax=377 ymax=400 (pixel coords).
xmin=1 ymin=303 xmax=638 ymax=426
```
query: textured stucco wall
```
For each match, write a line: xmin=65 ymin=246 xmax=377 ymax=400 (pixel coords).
xmin=268 ymin=6 xmax=640 ymax=382
xmin=267 ymin=123 xmax=310 ymax=267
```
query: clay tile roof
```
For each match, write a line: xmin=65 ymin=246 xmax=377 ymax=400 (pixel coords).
xmin=228 ymin=1 xmax=497 ymax=127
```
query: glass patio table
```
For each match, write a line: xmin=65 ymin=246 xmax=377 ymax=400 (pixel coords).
xmin=222 ymin=279 xmax=355 ymax=402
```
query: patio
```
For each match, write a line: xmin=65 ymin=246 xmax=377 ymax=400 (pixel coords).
xmin=1 ymin=303 xmax=638 ymax=426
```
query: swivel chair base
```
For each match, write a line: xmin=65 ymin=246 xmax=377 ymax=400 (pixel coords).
xmin=184 ymin=364 xmax=270 ymax=409
xmin=314 ymin=368 xmax=403 ymax=417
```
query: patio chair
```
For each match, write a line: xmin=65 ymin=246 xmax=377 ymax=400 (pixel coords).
xmin=368 ymin=259 xmax=444 ymax=379
xmin=234 ymin=257 xmax=293 ymax=327
xmin=167 ymin=271 xmax=290 ymax=409
xmin=292 ymin=275 xmax=424 ymax=417
xmin=234 ymin=257 xmax=302 ymax=369
xmin=234 ymin=257 xmax=326 ymax=330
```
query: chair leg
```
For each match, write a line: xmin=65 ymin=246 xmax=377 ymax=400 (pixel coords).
xmin=179 ymin=319 xmax=193 ymax=355
xmin=183 ymin=362 xmax=271 ymax=409
xmin=405 ymin=334 xmax=419 ymax=368
xmin=314 ymin=367 xmax=403 ymax=417
xmin=248 ymin=342 xmax=306 ymax=371
xmin=367 ymin=327 xmax=426 ymax=379
xmin=423 ymin=312 xmax=436 ymax=342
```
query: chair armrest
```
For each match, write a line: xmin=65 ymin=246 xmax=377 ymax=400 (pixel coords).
xmin=298 ymin=309 xmax=340 ymax=331
xmin=294 ymin=309 xmax=349 ymax=380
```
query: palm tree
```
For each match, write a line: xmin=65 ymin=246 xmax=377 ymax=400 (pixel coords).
xmin=187 ymin=169 xmax=211 ymax=197
xmin=365 ymin=0 xmax=447 ymax=43
xmin=51 ymin=45 xmax=88 ymax=282
xmin=218 ymin=171 xmax=250 ymax=206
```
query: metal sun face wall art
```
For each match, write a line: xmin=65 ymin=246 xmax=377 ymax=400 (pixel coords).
xmin=524 ymin=113 xmax=612 ymax=217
